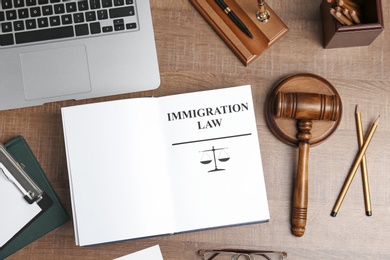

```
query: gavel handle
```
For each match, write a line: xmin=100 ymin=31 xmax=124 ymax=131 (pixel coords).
xmin=292 ymin=120 xmax=312 ymax=237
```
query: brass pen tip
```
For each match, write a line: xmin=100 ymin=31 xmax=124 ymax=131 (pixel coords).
xmin=374 ymin=115 xmax=380 ymax=124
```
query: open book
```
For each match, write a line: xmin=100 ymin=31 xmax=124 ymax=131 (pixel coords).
xmin=61 ymin=85 xmax=269 ymax=246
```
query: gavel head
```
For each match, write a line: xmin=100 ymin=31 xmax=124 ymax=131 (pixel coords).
xmin=275 ymin=92 xmax=341 ymax=122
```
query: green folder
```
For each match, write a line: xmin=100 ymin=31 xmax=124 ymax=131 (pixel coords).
xmin=0 ymin=136 xmax=69 ymax=259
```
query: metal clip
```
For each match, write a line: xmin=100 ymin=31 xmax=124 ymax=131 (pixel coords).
xmin=0 ymin=145 xmax=42 ymax=204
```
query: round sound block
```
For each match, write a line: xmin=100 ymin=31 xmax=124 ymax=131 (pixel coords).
xmin=265 ymin=73 xmax=342 ymax=147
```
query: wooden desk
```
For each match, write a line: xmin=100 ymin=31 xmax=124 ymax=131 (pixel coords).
xmin=2 ymin=0 xmax=389 ymax=259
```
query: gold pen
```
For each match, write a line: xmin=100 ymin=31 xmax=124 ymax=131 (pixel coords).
xmin=331 ymin=115 xmax=379 ymax=217
xmin=355 ymin=106 xmax=372 ymax=216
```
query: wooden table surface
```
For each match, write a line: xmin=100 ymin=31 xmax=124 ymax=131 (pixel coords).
xmin=2 ymin=0 xmax=389 ymax=259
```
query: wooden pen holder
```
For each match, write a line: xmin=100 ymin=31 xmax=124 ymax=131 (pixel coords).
xmin=320 ymin=0 xmax=384 ymax=48
xmin=190 ymin=0 xmax=289 ymax=65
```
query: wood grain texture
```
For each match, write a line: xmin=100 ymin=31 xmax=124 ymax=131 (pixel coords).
xmin=1 ymin=0 xmax=390 ymax=259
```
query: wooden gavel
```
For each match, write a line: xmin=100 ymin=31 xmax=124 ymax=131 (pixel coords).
xmin=275 ymin=92 xmax=341 ymax=236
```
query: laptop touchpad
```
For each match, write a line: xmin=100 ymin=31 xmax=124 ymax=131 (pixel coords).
xmin=20 ymin=45 xmax=92 ymax=101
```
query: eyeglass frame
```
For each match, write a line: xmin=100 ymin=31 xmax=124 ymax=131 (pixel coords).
xmin=198 ymin=249 xmax=287 ymax=260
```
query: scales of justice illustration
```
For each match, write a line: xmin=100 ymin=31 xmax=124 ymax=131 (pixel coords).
xmin=200 ymin=146 xmax=230 ymax=172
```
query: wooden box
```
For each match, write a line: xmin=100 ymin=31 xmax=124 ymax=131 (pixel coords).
xmin=320 ymin=0 xmax=384 ymax=49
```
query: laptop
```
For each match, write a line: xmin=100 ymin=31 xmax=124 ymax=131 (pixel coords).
xmin=0 ymin=0 xmax=160 ymax=110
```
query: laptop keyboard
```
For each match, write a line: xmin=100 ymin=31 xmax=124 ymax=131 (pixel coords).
xmin=0 ymin=0 xmax=139 ymax=48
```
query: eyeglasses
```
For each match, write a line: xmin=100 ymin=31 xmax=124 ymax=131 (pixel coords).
xmin=198 ymin=249 xmax=287 ymax=260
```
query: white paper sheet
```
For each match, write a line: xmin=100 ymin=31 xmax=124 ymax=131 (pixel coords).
xmin=0 ymin=164 xmax=41 ymax=247
xmin=114 ymin=245 xmax=164 ymax=260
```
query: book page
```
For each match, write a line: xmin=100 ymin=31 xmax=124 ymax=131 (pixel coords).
xmin=0 ymin=165 xmax=41 ymax=247
xmin=159 ymin=86 xmax=269 ymax=232
xmin=62 ymin=98 xmax=175 ymax=246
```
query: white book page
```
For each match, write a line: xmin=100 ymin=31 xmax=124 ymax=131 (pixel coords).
xmin=62 ymin=98 xmax=175 ymax=246
xmin=159 ymin=86 xmax=269 ymax=232
xmin=0 ymin=165 xmax=41 ymax=247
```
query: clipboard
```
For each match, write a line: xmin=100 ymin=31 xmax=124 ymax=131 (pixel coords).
xmin=0 ymin=144 xmax=52 ymax=249
xmin=0 ymin=136 xmax=69 ymax=259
